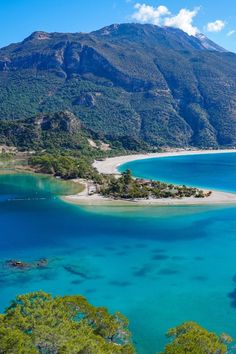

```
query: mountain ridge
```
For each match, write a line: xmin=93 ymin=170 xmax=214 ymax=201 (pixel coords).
xmin=0 ymin=23 xmax=235 ymax=148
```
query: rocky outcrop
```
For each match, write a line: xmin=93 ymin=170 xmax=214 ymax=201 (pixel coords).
xmin=36 ymin=111 xmax=81 ymax=133
xmin=5 ymin=258 xmax=48 ymax=270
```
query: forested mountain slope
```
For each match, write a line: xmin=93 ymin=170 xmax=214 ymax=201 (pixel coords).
xmin=0 ymin=23 xmax=236 ymax=148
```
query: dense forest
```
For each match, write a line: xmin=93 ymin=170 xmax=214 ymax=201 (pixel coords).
xmin=0 ymin=111 xmax=149 ymax=153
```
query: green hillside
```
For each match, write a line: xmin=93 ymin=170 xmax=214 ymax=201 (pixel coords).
xmin=0 ymin=24 xmax=236 ymax=148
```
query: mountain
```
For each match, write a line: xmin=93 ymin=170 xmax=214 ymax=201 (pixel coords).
xmin=0 ymin=23 xmax=236 ymax=148
xmin=0 ymin=110 xmax=148 ymax=152
xmin=0 ymin=111 xmax=87 ymax=150
xmin=195 ymin=33 xmax=226 ymax=52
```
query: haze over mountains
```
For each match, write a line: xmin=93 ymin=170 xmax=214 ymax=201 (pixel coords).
xmin=0 ymin=23 xmax=236 ymax=148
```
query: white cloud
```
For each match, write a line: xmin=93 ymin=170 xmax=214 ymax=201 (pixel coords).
xmin=227 ymin=30 xmax=235 ymax=37
xmin=132 ymin=3 xmax=170 ymax=25
xmin=164 ymin=8 xmax=199 ymax=36
xmin=207 ymin=20 xmax=225 ymax=32
xmin=131 ymin=3 xmax=199 ymax=36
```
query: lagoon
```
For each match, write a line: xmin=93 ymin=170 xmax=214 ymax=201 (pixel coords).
xmin=119 ymin=152 xmax=236 ymax=193
xmin=1 ymin=156 xmax=236 ymax=353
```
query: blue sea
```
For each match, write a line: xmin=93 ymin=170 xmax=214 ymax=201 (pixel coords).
xmin=1 ymin=154 xmax=236 ymax=354
xmin=120 ymin=152 xmax=236 ymax=193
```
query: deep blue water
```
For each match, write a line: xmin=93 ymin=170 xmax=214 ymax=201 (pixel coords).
xmin=119 ymin=152 xmax=236 ymax=192
xmin=1 ymin=161 xmax=236 ymax=354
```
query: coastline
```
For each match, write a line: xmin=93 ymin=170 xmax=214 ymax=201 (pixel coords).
xmin=63 ymin=149 xmax=236 ymax=206
xmin=62 ymin=189 xmax=236 ymax=206
xmin=93 ymin=148 xmax=236 ymax=175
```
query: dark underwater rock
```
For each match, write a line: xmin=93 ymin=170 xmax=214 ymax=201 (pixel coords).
xmin=6 ymin=260 xmax=30 ymax=269
xmin=5 ymin=258 xmax=49 ymax=270
xmin=63 ymin=265 xmax=89 ymax=279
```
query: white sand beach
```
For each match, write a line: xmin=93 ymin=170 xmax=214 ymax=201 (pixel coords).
xmin=63 ymin=189 xmax=236 ymax=206
xmin=93 ymin=149 xmax=236 ymax=175
xmin=63 ymin=149 xmax=236 ymax=206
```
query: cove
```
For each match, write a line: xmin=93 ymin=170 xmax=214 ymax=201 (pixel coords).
xmin=119 ymin=152 xmax=236 ymax=193
xmin=1 ymin=171 xmax=236 ymax=353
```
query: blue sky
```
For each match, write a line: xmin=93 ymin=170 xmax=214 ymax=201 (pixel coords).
xmin=0 ymin=0 xmax=236 ymax=52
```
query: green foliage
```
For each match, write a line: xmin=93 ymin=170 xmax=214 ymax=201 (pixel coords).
xmin=0 ymin=292 xmax=233 ymax=354
xmin=29 ymin=153 xmax=102 ymax=181
xmin=0 ymin=110 xmax=151 ymax=158
xmin=101 ymin=170 xmax=208 ymax=200
xmin=0 ymin=291 xmax=135 ymax=354
xmin=29 ymin=154 xmax=79 ymax=178
xmin=0 ymin=152 xmax=14 ymax=162
xmin=0 ymin=111 xmax=90 ymax=151
xmin=0 ymin=317 xmax=37 ymax=354
xmin=160 ymin=321 xmax=232 ymax=354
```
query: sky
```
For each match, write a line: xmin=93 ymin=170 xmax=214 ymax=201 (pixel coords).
xmin=0 ymin=0 xmax=236 ymax=52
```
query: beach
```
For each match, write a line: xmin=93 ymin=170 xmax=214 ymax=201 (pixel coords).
xmin=93 ymin=149 xmax=236 ymax=175
xmin=63 ymin=149 xmax=236 ymax=206
xmin=63 ymin=189 xmax=236 ymax=206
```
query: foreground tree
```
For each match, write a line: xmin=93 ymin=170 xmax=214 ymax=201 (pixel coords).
xmin=160 ymin=321 xmax=232 ymax=354
xmin=0 ymin=291 xmax=135 ymax=354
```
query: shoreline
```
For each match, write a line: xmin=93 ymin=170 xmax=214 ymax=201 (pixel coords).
xmin=2 ymin=149 xmax=235 ymax=207
xmin=63 ymin=149 xmax=236 ymax=207
xmin=62 ymin=190 xmax=236 ymax=207
xmin=93 ymin=148 xmax=236 ymax=175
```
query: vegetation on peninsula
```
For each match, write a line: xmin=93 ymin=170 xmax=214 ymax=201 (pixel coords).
xmin=101 ymin=169 xmax=210 ymax=200
xmin=0 ymin=111 xmax=210 ymax=201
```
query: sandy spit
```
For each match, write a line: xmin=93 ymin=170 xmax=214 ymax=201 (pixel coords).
xmin=63 ymin=148 xmax=236 ymax=206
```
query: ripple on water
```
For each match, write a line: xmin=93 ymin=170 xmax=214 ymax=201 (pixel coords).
xmin=158 ymin=268 xmax=179 ymax=276
xmin=191 ymin=275 xmax=208 ymax=282
xmin=70 ymin=279 xmax=85 ymax=285
xmin=194 ymin=256 xmax=205 ymax=261
xmin=135 ymin=243 xmax=147 ymax=248
xmin=133 ymin=264 xmax=154 ymax=277
xmin=109 ymin=280 xmax=132 ymax=287
xmin=115 ymin=251 xmax=127 ymax=256
xmin=171 ymin=256 xmax=186 ymax=261
xmin=228 ymin=288 xmax=236 ymax=308
xmin=84 ymin=288 xmax=97 ymax=294
xmin=151 ymin=249 xmax=166 ymax=253
xmin=152 ymin=254 xmax=169 ymax=261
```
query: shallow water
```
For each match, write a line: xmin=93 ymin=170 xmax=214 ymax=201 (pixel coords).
xmin=1 ymin=169 xmax=236 ymax=354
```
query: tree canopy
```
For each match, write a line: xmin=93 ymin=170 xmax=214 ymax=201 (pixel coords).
xmin=101 ymin=170 xmax=208 ymax=200
xmin=0 ymin=291 xmax=135 ymax=354
xmin=0 ymin=293 xmax=233 ymax=354
xmin=160 ymin=321 xmax=232 ymax=354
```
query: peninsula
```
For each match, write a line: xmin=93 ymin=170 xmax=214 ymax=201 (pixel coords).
xmin=63 ymin=149 xmax=236 ymax=206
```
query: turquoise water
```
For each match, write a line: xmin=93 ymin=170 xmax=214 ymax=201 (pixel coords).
xmin=1 ymin=165 xmax=236 ymax=353
xmin=119 ymin=152 xmax=236 ymax=192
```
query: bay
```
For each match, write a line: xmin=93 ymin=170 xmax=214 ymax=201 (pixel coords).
xmin=119 ymin=152 xmax=236 ymax=192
